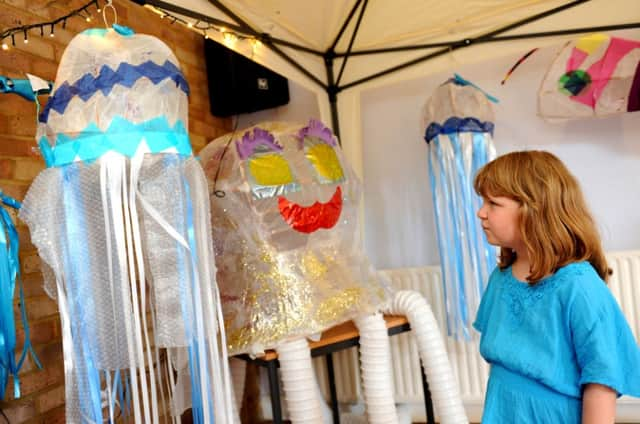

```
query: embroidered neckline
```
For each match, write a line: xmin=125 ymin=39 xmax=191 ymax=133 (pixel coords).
xmin=499 ymin=262 xmax=589 ymax=330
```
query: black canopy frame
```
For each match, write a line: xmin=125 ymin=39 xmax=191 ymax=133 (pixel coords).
xmin=135 ymin=0 xmax=640 ymax=139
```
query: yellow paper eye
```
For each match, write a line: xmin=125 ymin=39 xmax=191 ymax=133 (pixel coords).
xmin=307 ymin=143 xmax=344 ymax=182
xmin=248 ymin=153 xmax=294 ymax=186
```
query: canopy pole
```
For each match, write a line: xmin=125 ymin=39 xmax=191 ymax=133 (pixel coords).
xmin=324 ymin=53 xmax=341 ymax=141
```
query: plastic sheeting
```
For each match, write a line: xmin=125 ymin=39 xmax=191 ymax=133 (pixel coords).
xmin=200 ymin=120 xmax=391 ymax=356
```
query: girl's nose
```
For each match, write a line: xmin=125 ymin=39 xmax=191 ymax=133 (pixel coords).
xmin=477 ymin=204 xmax=486 ymax=219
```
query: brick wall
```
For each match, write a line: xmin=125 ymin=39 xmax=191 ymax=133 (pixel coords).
xmin=0 ymin=0 xmax=232 ymax=421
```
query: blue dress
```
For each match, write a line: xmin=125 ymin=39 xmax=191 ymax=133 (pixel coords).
xmin=474 ymin=261 xmax=640 ymax=423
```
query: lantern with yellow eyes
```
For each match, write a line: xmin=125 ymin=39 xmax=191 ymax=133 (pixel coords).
xmin=200 ymin=120 xmax=390 ymax=356
xmin=201 ymin=120 xmax=467 ymax=424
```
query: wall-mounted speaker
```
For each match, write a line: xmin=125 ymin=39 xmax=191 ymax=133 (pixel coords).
xmin=204 ymin=39 xmax=290 ymax=117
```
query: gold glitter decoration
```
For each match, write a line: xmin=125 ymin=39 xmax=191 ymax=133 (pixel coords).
xmin=300 ymin=251 xmax=328 ymax=280
xmin=316 ymin=288 xmax=363 ymax=323
xmin=221 ymin=241 xmax=390 ymax=354
xmin=224 ymin=242 xmax=320 ymax=353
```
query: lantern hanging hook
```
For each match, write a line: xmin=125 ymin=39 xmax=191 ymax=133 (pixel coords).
xmin=103 ymin=0 xmax=118 ymax=28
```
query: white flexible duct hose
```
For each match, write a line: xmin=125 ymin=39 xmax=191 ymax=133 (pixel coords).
xmin=354 ymin=313 xmax=399 ymax=424
xmin=229 ymin=358 xmax=246 ymax=423
xmin=382 ymin=290 xmax=468 ymax=424
xmin=276 ymin=338 xmax=324 ymax=423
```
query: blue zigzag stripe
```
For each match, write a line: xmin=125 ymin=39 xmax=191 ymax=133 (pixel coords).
xmin=39 ymin=116 xmax=192 ymax=167
xmin=40 ymin=60 xmax=190 ymax=122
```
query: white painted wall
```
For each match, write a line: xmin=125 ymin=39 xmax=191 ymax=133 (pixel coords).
xmin=236 ymin=79 xmax=321 ymax=128
xmin=361 ymin=36 xmax=640 ymax=269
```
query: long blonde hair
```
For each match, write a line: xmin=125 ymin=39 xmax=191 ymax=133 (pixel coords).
xmin=474 ymin=150 xmax=609 ymax=283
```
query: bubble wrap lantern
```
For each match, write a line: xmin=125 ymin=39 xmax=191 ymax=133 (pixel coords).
xmin=19 ymin=26 xmax=233 ymax=424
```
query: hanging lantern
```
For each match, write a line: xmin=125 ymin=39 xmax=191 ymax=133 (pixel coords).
xmin=19 ymin=25 xmax=233 ymax=423
xmin=422 ymin=74 xmax=497 ymax=340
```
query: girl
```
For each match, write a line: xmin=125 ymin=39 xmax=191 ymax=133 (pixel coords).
xmin=473 ymin=150 xmax=640 ymax=423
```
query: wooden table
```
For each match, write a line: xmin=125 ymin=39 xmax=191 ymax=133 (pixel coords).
xmin=235 ymin=315 xmax=435 ymax=424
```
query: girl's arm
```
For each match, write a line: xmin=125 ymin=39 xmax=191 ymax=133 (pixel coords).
xmin=582 ymin=383 xmax=616 ymax=424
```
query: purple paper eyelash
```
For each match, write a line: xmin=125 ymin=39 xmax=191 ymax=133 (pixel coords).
xmin=236 ymin=127 xmax=282 ymax=159
xmin=297 ymin=119 xmax=337 ymax=147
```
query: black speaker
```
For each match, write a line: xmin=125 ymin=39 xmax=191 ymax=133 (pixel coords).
xmin=204 ymin=39 xmax=290 ymax=117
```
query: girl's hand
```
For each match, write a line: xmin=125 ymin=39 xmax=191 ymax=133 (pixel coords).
xmin=582 ymin=383 xmax=616 ymax=424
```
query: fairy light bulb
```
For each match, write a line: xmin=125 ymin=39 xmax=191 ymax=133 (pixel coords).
xmin=223 ymin=31 xmax=237 ymax=45
xmin=250 ymin=38 xmax=262 ymax=54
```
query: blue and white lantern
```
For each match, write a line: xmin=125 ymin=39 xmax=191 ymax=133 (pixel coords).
xmin=422 ymin=74 xmax=497 ymax=340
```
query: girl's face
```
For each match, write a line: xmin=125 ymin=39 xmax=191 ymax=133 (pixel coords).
xmin=477 ymin=194 xmax=523 ymax=250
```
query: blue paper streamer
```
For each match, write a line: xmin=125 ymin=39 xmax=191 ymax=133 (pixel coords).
xmin=39 ymin=117 xmax=192 ymax=167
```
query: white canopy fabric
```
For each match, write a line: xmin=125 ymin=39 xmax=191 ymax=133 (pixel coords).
xmin=141 ymin=0 xmax=639 ymax=173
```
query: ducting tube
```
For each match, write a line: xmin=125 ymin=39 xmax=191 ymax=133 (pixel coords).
xmin=383 ymin=290 xmax=468 ymax=424
xmin=229 ymin=358 xmax=246 ymax=423
xmin=354 ymin=313 xmax=399 ymax=424
xmin=276 ymin=338 xmax=324 ymax=423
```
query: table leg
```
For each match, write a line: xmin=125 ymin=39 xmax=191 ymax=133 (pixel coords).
xmin=267 ymin=360 xmax=283 ymax=423
xmin=420 ymin=363 xmax=435 ymax=424
xmin=325 ymin=353 xmax=340 ymax=424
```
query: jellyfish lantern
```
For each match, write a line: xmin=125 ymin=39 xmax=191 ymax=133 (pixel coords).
xmin=19 ymin=26 xmax=233 ymax=423
xmin=422 ymin=74 xmax=497 ymax=340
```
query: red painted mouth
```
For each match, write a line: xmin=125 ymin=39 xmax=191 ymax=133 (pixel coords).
xmin=278 ymin=186 xmax=343 ymax=233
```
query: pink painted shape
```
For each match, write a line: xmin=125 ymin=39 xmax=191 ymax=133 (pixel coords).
xmin=566 ymin=47 xmax=588 ymax=72
xmin=569 ymin=37 xmax=640 ymax=108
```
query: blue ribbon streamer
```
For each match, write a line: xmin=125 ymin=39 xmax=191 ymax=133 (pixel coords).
xmin=183 ymin=171 xmax=215 ymax=424
xmin=0 ymin=76 xmax=53 ymax=102
xmin=0 ymin=191 xmax=42 ymax=399
xmin=427 ymin=133 xmax=495 ymax=340
xmin=452 ymin=73 xmax=499 ymax=103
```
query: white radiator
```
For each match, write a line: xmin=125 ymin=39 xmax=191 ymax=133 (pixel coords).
xmin=311 ymin=250 xmax=640 ymax=422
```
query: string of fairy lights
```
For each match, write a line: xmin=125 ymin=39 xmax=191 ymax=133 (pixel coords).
xmin=143 ymin=4 xmax=263 ymax=55
xmin=1 ymin=1 xmax=260 ymax=55
xmin=0 ymin=0 xmax=101 ymax=51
